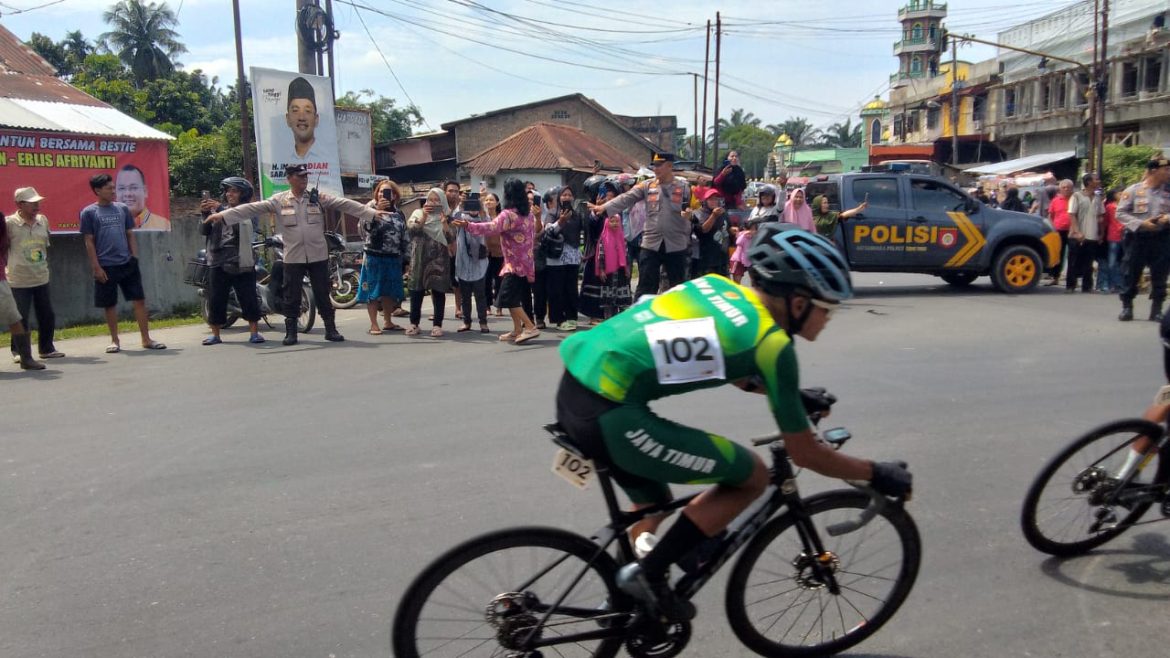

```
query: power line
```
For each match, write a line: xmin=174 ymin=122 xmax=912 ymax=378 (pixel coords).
xmin=351 ymin=5 xmax=433 ymax=132
xmin=0 ymin=0 xmax=63 ymax=16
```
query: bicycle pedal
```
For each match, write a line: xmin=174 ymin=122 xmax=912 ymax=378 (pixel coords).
xmin=1090 ymin=507 xmax=1119 ymax=533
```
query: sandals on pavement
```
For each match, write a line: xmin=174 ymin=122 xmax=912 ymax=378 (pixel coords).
xmin=515 ymin=328 xmax=541 ymax=345
xmin=142 ymin=340 xmax=167 ymax=350
xmin=367 ymin=327 xmax=384 ymax=335
xmin=457 ymin=325 xmax=472 ymax=333
xmin=498 ymin=331 xmax=517 ymax=342
xmin=480 ymin=323 xmax=490 ymax=334
xmin=105 ymin=343 xmax=121 ymax=354
xmin=202 ymin=335 xmax=223 ymax=346
xmin=383 ymin=324 xmax=404 ymax=332
xmin=249 ymin=333 xmax=266 ymax=344
xmin=430 ymin=327 xmax=444 ymax=338
xmin=405 ymin=326 xmax=421 ymax=336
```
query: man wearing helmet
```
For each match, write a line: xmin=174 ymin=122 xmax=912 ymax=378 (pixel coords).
xmin=555 ymin=225 xmax=911 ymax=621
xmin=199 ymin=177 xmax=264 ymax=344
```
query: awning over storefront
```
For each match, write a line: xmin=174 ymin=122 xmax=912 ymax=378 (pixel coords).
xmin=966 ymin=151 xmax=1077 ymax=176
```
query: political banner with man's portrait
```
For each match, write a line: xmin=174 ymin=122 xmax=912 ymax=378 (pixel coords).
xmin=250 ymin=67 xmax=343 ymax=199
xmin=0 ymin=129 xmax=171 ymax=232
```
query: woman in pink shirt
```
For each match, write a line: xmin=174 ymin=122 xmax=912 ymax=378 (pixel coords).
xmin=453 ymin=179 xmax=541 ymax=344
xmin=782 ymin=188 xmax=815 ymax=232
xmin=1097 ymin=188 xmax=1125 ymax=293
xmin=1046 ymin=179 xmax=1073 ymax=284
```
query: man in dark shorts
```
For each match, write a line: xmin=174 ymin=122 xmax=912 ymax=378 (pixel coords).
xmin=80 ymin=173 xmax=165 ymax=353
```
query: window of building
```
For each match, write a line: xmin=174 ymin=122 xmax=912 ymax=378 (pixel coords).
xmin=927 ymin=106 xmax=939 ymax=129
xmin=1121 ymin=60 xmax=1139 ymax=98
xmin=551 ymin=110 xmax=570 ymax=119
xmin=972 ymin=94 xmax=987 ymax=123
xmin=893 ymin=114 xmax=905 ymax=138
xmin=1052 ymin=74 xmax=1067 ymax=110
xmin=870 ymin=118 xmax=882 ymax=145
xmin=1144 ymin=55 xmax=1163 ymax=93
xmin=912 ymin=22 xmax=923 ymax=41
xmin=1004 ymin=87 xmax=1016 ymax=117
xmin=1040 ymin=79 xmax=1051 ymax=111
xmin=1074 ymin=72 xmax=1090 ymax=106
xmin=911 ymin=56 xmax=922 ymax=74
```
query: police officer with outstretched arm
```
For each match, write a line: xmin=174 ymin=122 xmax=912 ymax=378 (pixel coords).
xmin=590 ymin=152 xmax=692 ymax=298
xmin=208 ymin=164 xmax=385 ymax=345
xmin=1116 ymin=157 xmax=1170 ymax=322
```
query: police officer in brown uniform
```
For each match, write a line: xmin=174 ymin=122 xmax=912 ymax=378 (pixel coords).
xmin=208 ymin=164 xmax=384 ymax=344
xmin=591 ymin=152 xmax=692 ymax=298
xmin=1117 ymin=157 xmax=1170 ymax=322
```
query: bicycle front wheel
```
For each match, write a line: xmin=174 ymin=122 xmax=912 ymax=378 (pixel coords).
xmin=1021 ymin=418 xmax=1168 ymax=557
xmin=725 ymin=490 xmax=920 ymax=657
xmin=392 ymin=526 xmax=629 ymax=658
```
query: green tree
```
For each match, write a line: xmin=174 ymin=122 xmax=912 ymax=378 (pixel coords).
xmin=720 ymin=124 xmax=776 ymax=178
xmin=71 ymin=53 xmax=145 ymax=120
xmin=100 ymin=0 xmax=187 ymax=86
xmin=61 ymin=31 xmax=95 ymax=76
xmin=168 ymin=126 xmax=242 ymax=196
xmin=1101 ymin=144 xmax=1160 ymax=191
xmin=716 ymin=108 xmax=761 ymax=134
xmin=335 ymin=89 xmax=424 ymax=143
xmin=820 ymin=119 xmax=863 ymax=148
xmin=24 ymin=32 xmax=68 ymax=74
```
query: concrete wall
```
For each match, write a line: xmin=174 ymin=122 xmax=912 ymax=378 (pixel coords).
xmin=43 ymin=212 xmax=204 ymax=327
xmin=451 ymin=98 xmax=653 ymax=168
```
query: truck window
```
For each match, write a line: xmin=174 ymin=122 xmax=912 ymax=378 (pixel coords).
xmin=910 ymin=179 xmax=968 ymax=213
xmin=804 ymin=182 xmax=839 ymax=210
xmin=851 ymin=178 xmax=900 ymax=209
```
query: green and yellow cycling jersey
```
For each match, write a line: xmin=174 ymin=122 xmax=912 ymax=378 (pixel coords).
xmin=559 ymin=274 xmax=811 ymax=434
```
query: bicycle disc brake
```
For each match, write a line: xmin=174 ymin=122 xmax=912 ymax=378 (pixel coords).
xmin=486 ymin=592 xmax=542 ymax=651
xmin=792 ymin=551 xmax=841 ymax=590
xmin=625 ymin=619 xmax=691 ymax=658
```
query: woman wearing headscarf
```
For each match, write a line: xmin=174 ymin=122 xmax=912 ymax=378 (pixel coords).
xmin=782 ymin=188 xmax=815 ymax=232
xmin=405 ymin=187 xmax=454 ymax=337
xmin=811 ymin=194 xmax=868 ymax=241
xmin=543 ymin=185 xmax=584 ymax=331
xmin=359 ymin=179 xmax=409 ymax=334
xmin=999 ymin=186 xmax=1027 ymax=213
xmin=579 ymin=181 xmax=632 ymax=322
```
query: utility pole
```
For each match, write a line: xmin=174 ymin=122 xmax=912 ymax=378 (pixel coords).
xmin=232 ymin=0 xmax=252 ymax=183
xmin=692 ymin=73 xmax=699 ymax=160
xmin=325 ymin=0 xmax=336 ymax=97
xmin=950 ymin=34 xmax=959 ymax=166
xmin=1095 ymin=0 xmax=1109 ymax=175
xmin=712 ymin=12 xmax=722 ymax=170
xmin=296 ymin=0 xmax=317 ymax=75
xmin=701 ymin=20 xmax=710 ymax=167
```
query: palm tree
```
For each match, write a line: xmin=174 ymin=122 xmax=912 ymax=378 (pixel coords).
xmin=716 ymin=108 xmax=761 ymax=134
xmin=100 ymin=0 xmax=186 ymax=86
xmin=61 ymin=30 xmax=93 ymax=76
xmin=768 ymin=118 xmax=821 ymax=148
xmin=820 ymin=119 xmax=864 ymax=148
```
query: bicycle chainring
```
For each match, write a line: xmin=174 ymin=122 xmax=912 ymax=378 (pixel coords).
xmin=625 ymin=620 xmax=691 ymax=658
xmin=792 ymin=551 xmax=841 ymax=590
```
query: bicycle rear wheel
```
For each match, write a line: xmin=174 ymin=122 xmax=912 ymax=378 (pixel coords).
xmin=391 ymin=526 xmax=629 ymax=658
xmin=1021 ymin=418 xmax=1168 ymax=557
xmin=725 ymin=489 xmax=920 ymax=657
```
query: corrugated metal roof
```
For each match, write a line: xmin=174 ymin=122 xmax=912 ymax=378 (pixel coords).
xmin=0 ymin=97 xmax=174 ymax=140
xmin=462 ymin=123 xmax=642 ymax=174
xmin=967 ymin=151 xmax=1076 ymax=176
xmin=0 ymin=72 xmax=107 ymax=105
xmin=0 ymin=23 xmax=58 ymax=76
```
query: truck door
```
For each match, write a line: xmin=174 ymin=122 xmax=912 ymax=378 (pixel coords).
xmin=907 ymin=177 xmax=984 ymax=269
xmin=842 ymin=176 xmax=909 ymax=268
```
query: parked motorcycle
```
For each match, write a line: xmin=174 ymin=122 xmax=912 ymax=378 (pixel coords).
xmin=185 ymin=235 xmax=316 ymax=333
xmin=326 ymin=231 xmax=361 ymax=309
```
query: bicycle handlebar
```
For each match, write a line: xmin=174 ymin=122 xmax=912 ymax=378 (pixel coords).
xmin=826 ymin=483 xmax=892 ymax=537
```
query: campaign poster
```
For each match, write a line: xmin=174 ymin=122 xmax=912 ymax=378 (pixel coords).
xmin=335 ymin=107 xmax=373 ymax=177
xmin=251 ymin=67 xmax=343 ymax=198
xmin=0 ymin=129 xmax=171 ymax=232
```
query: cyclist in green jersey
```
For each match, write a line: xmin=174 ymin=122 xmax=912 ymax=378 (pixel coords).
xmin=555 ymin=224 xmax=913 ymax=620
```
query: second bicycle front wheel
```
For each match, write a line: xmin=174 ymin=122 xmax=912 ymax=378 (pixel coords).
xmin=1021 ymin=418 xmax=1168 ymax=557
xmin=725 ymin=489 xmax=920 ymax=657
xmin=392 ymin=526 xmax=630 ymax=658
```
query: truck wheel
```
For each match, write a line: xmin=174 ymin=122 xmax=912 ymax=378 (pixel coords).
xmin=940 ymin=272 xmax=978 ymax=287
xmin=991 ymin=245 xmax=1042 ymax=293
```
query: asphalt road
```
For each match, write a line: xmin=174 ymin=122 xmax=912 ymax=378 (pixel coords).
xmin=2 ymin=273 xmax=1167 ymax=658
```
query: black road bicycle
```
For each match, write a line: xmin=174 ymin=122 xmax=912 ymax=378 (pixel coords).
xmin=392 ymin=390 xmax=921 ymax=657
xmin=1021 ymin=416 xmax=1170 ymax=557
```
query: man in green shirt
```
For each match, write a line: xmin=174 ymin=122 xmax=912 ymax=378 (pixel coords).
xmin=556 ymin=225 xmax=912 ymax=620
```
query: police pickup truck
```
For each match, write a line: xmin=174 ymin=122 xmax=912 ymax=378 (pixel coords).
xmin=804 ymin=172 xmax=1061 ymax=293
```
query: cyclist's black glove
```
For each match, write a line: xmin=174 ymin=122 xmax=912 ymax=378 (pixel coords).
xmin=870 ymin=461 xmax=912 ymax=498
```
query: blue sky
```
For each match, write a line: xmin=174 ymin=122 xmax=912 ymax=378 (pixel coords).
xmin=0 ymin=0 xmax=1064 ymax=135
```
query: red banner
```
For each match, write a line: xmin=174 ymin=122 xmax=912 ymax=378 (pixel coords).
xmin=0 ymin=129 xmax=171 ymax=232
